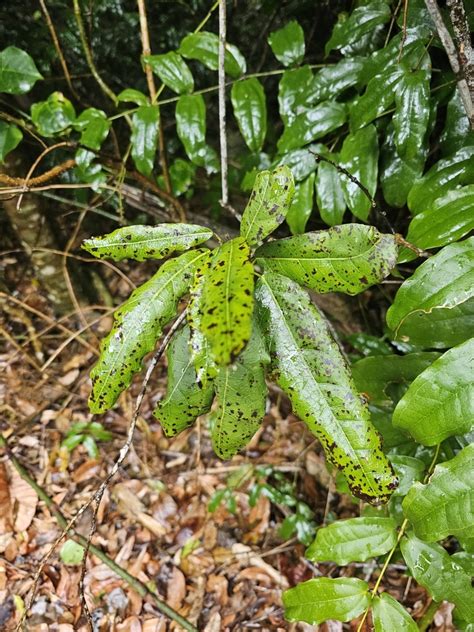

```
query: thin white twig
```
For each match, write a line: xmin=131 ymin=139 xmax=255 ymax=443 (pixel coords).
xmin=218 ymin=0 xmax=229 ymax=207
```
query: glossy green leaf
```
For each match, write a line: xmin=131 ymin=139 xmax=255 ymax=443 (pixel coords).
xmin=178 ymin=31 xmax=246 ymax=78
xmin=403 ymin=445 xmax=474 ymax=541
xmin=89 ymin=249 xmax=207 ymax=413
xmin=166 ymin=158 xmax=196 ymax=196
xmin=325 ymin=3 xmax=391 ymax=55
xmin=315 ymin=157 xmax=346 ymax=226
xmin=256 ymin=224 xmax=397 ymax=296
xmin=82 ymin=224 xmax=213 ymax=262
xmin=381 ymin=124 xmax=424 ymax=208
xmin=153 ymin=326 xmax=214 ymax=436
xmin=0 ymin=46 xmax=42 ymax=94
xmin=74 ymin=108 xmax=110 ymax=151
xmin=144 ymin=52 xmax=194 ymax=94
xmin=278 ymin=66 xmax=314 ymax=125
xmin=275 ymin=145 xmax=320 ymax=181
xmin=277 ymin=101 xmax=346 ymax=153
xmin=310 ymin=57 xmax=366 ymax=104
xmin=31 ymin=92 xmax=76 ymax=136
xmin=0 ymin=121 xmax=22 ymax=162
xmin=256 ymin=273 xmax=398 ymax=504
xmin=286 ymin=174 xmax=314 ymax=235
xmin=401 ymin=534 xmax=474 ymax=622
xmin=373 ymin=593 xmax=417 ymax=632
xmin=200 ymin=237 xmax=254 ymax=366
xmin=117 ymin=88 xmax=149 ymax=106
xmin=440 ymin=90 xmax=474 ymax=156
xmin=231 ymin=78 xmax=267 ymax=153
xmin=393 ymin=70 xmax=430 ymax=162
xmin=393 ymin=339 xmax=474 ymax=445
xmin=407 ymin=147 xmax=474 ymax=214
xmin=390 ymin=455 xmax=425 ymax=496
xmin=240 ymin=165 xmax=295 ymax=247
xmin=306 ymin=517 xmax=397 ymax=565
xmin=210 ymin=321 xmax=269 ymax=459
xmin=283 ymin=577 xmax=370 ymax=624
xmin=268 ymin=20 xmax=305 ymax=67
xmin=386 ymin=238 xmax=474 ymax=349
xmin=340 ymin=125 xmax=378 ymax=221
xmin=352 ymin=352 xmax=440 ymax=405
xmin=350 ymin=68 xmax=402 ymax=131
xmin=130 ymin=105 xmax=159 ymax=177
xmin=175 ymin=94 xmax=218 ymax=172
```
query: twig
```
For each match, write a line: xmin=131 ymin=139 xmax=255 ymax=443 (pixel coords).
xmin=0 ymin=159 xmax=76 ymax=188
xmin=0 ymin=434 xmax=197 ymax=632
xmin=447 ymin=0 xmax=474 ymax=106
xmin=397 ymin=0 xmax=409 ymax=62
xmin=218 ymin=0 xmax=229 ymax=207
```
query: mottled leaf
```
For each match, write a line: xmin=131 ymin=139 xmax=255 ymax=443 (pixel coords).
xmin=144 ymin=52 xmax=194 ymax=94
xmin=89 ymin=249 xmax=208 ymax=413
xmin=256 ymin=273 xmax=398 ymax=504
xmin=278 ymin=101 xmax=346 ymax=153
xmin=131 ymin=105 xmax=159 ymax=177
xmin=393 ymin=69 xmax=430 ymax=162
xmin=74 ymin=108 xmax=110 ymax=151
xmin=306 ymin=517 xmax=397 ymax=565
xmin=178 ymin=31 xmax=246 ymax=78
xmin=255 ymin=224 xmax=397 ymax=295
xmin=373 ymin=593 xmax=417 ymax=632
xmin=278 ymin=66 xmax=314 ymax=125
xmin=31 ymin=92 xmax=76 ymax=136
xmin=340 ymin=125 xmax=378 ymax=221
xmin=325 ymin=3 xmax=391 ymax=55
xmin=0 ymin=46 xmax=42 ymax=94
xmin=231 ymin=78 xmax=267 ymax=153
xmin=0 ymin=121 xmax=22 ymax=162
xmin=240 ymin=166 xmax=295 ymax=247
xmin=286 ymin=174 xmax=315 ymax=235
xmin=315 ymin=156 xmax=346 ymax=226
xmin=268 ymin=20 xmax=305 ymax=67
xmin=83 ymin=224 xmax=213 ymax=262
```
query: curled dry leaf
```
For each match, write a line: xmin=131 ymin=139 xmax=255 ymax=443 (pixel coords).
xmin=6 ymin=462 xmax=38 ymax=532
xmin=0 ymin=463 xmax=12 ymax=532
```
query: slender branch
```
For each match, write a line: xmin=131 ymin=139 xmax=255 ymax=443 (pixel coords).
xmin=446 ymin=0 xmax=474 ymax=103
xmin=0 ymin=159 xmax=76 ymax=187
xmin=218 ymin=0 xmax=228 ymax=207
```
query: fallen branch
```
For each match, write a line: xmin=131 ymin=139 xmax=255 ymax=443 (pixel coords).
xmin=0 ymin=159 xmax=76 ymax=187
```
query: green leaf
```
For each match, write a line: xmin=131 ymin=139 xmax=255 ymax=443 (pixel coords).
xmin=286 ymin=174 xmax=315 ymax=235
xmin=314 ymin=157 xmax=346 ymax=226
xmin=283 ymin=577 xmax=370 ymax=624
xmin=381 ymin=124 xmax=424 ymax=208
xmin=199 ymin=237 xmax=254 ymax=366
xmin=144 ymin=52 xmax=194 ymax=94
xmin=83 ymin=224 xmax=212 ymax=262
xmin=340 ymin=124 xmax=378 ymax=221
xmin=210 ymin=321 xmax=269 ymax=459
xmin=325 ymin=3 xmax=391 ymax=55
xmin=0 ymin=121 xmax=22 ymax=163
xmin=0 ymin=46 xmax=42 ymax=94
xmin=390 ymin=455 xmax=425 ymax=496
xmin=350 ymin=68 xmax=402 ymax=131
xmin=277 ymin=101 xmax=346 ymax=153
xmin=401 ymin=533 xmax=474 ymax=622
xmin=386 ymin=238 xmax=474 ymax=349
xmin=440 ymin=90 xmax=474 ymax=156
xmin=175 ymin=94 xmax=218 ymax=171
xmin=306 ymin=517 xmax=397 ymax=565
xmin=82 ymin=435 xmax=99 ymax=459
xmin=178 ymin=31 xmax=246 ymax=78
xmin=60 ymin=540 xmax=85 ymax=566
xmin=267 ymin=20 xmax=305 ymax=67
xmin=130 ymin=105 xmax=159 ymax=177
xmin=310 ymin=57 xmax=367 ymax=104
xmin=393 ymin=70 xmax=430 ymax=162
xmin=240 ymin=166 xmax=295 ymax=247
xmin=117 ymin=88 xmax=149 ymax=106
xmin=275 ymin=145 xmax=320 ymax=181
xmin=372 ymin=593 xmax=417 ymax=632
xmin=231 ymin=78 xmax=267 ymax=153
xmin=153 ymin=326 xmax=214 ymax=436
xmin=256 ymin=273 xmax=397 ymax=504
xmin=74 ymin=108 xmax=110 ymax=151
xmin=31 ymin=92 xmax=76 ymax=136
xmin=255 ymin=224 xmax=397 ymax=296
xmin=278 ymin=66 xmax=314 ymax=125
xmin=89 ymin=249 xmax=208 ymax=413
xmin=393 ymin=339 xmax=474 ymax=445
xmin=403 ymin=445 xmax=474 ymax=541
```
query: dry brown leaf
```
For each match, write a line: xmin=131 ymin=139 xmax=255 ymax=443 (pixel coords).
xmin=113 ymin=484 xmax=166 ymax=537
xmin=203 ymin=611 xmax=222 ymax=632
xmin=232 ymin=543 xmax=289 ymax=588
xmin=0 ymin=462 xmax=12 ymax=532
xmin=142 ymin=619 xmax=166 ymax=632
xmin=6 ymin=462 xmax=38 ymax=532
xmin=166 ymin=566 xmax=186 ymax=610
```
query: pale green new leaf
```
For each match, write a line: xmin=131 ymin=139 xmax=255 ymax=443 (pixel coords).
xmin=386 ymin=238 xmax=474 ymax=348
xmin=373 ymin=593 xmax=417 ymax=632
xmin=240 ymin=166 xmax=295 ymax=247
xmin=82 ymin=224 xmax=213 ymax=262
xmin=200 ymin=237 xmax=254 ymax=366
xmin=31 ymin=92 xmax=76 ymax=136
xmin=256 ymin=273 xmax=398 ymax=504
xmin=283 ymin=577 xmax=370 ymax=624
xmin=153 ymin=326 xmax=214 ymax=436
xmin=403 ymin=445 xmax=474 ymax=541
xmin=117 ymin=88 xmax=149 ymax=106
xmin=255 ymin=224 xmax=397 ymax=295
xmin=131 ymin=105 xmax=159 ymax=177
xmin=401 ymin=534 xmax=474 ymax=623
xmin=393 ymin=70 xmax=430 ymax=162
xmin=89 ymin=249 xmax=208 ymax=413
xmin=0 ymin=46 xmax=43 ymax=94
xmin=231 ymin=78 xmax=267 ymax=153
xmin=277 ymin=101 xmax=346 ymax=153
xmin=393 ymin=338 xmax=474 ymax=444
xmin=306 ymin=517 xmax=397 ymax=565
xmin=144 ymin=52 xmax=194 ymax=94
xmin=178 ymin=31 xmax=246 ymax=77
xmin=286 ymin=174 xmax=315 ymax=235
xmin=0 ymin=121 xmax=22 ymax=162
xmin=268 ymin=21 xmax=305 ymax=67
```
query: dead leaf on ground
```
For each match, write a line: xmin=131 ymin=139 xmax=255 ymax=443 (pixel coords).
xmin=6 ymin=462 xmax=38 ymax=532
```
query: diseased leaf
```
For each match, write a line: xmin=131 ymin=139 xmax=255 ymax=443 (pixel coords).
xmin=200 ymin=237 xmax=254 ymax=366
xmin=393 ymin=69 xmax=430 ymax=162
xmin=256 ymin=273 xmax=398 ymax=504
xmin=350 ymin=68 xmax=402 ymax=131
xmin=231 ymin=78 xmax=267 ymax=153
xmin=175 ymin=94 xmax=219 ymax=172
xmin=325 ymin=3 xmax=391 ymax=55
xmin=278 ymin=101 xmax=346 ymax=153
xmin=240 ymin=166 xmax=295 ymax=247
xmin=268 ymin=20 xmax=305 ymax=67
xmin=403 ymin=445 xmax=474 ymax=541
xmin=373 ymin=593 xmax=417 ymax=632
xmin=0 ymin=121 xmax=22 ymax=163
xmin=178 ymin=31 xmax=246 ymax=78
xmin=315 ymin=155 xmax=346 ymax=226
xmin=278 ymin=66 xmax=314 ymax=125
xmin=306 ymin=517 xmax=397 ymax=565
xmin=144 ymin=52 xmax=194 ymax=94
xmin=210 ymin=321 xmax=269 ymax=459
xmin=255 ymin=224 xmax=397 ymax=296
xmin=401 ymin=534 xmax=474 ymax=623
xmin=153 ymin=326 xmax=214 ymax=436
xmin=386 ymin=238 xmax=474 ymax=349
xmin=393 ymin=339 xmax=474 ymax=445
xmin=283 ymin=577 xmax=370 ymax=624
xmin=340 ymin=124 xmax=378 ymax=221
xmin=131 ymin=104 xmax=159 ymax=177
xmin=89 ymin=249 xmax=208 ymax=413
xmin=0 ymin=46 xmax=42 ymax=94
xmin=31 ymin=92 xmax=76 ymax=136
xmin=83 ymin=224 xmax=212 ymax=262
xmin=74 ymin=108 xmax=110 ymax=151
xmin=286 ymin=174 xmax=315 ymax=235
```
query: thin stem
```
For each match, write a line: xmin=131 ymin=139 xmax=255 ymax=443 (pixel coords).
xmin=218 ymin=0 xmax=229 ymax=207
xmin=195 ymin=0 xmax=219 ymax=33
